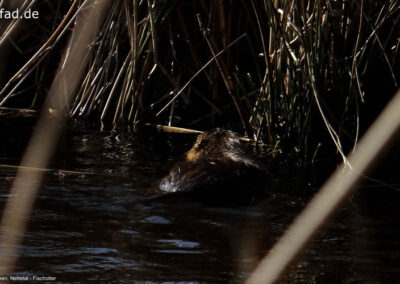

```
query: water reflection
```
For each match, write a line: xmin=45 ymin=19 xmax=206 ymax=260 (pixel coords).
xmin=0 ymin=128 xmax=399 ymax=283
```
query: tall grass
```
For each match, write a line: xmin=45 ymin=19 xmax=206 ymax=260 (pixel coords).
xmin=0 ymin=0 xmax=399 ymax=161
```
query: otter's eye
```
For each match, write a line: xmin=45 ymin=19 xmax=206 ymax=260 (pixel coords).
xmin=199 ymin=140 xmax=208 ymax=149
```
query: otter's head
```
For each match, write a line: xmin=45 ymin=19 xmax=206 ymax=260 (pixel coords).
xmin=185 ymin=129 xmax=242 ymax=162
xmin=158 ymin=129 xmax=268 ymax=197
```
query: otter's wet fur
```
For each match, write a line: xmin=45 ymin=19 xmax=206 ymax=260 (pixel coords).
xmin=155 ymin=129 xmax=268 ymax=205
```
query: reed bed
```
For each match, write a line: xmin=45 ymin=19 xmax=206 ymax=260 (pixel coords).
xmin=0 ymin=0 xmax=399 ymax=161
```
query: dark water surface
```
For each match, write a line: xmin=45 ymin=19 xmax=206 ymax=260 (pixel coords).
xmin=0 ymin=125 xmax=399 ymax=283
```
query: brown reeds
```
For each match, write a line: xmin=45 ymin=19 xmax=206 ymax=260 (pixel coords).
xmin=0 ymin=1 xmax=399 ymax=160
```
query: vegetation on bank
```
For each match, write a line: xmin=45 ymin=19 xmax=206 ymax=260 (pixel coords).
xmin=0 ymin=0 xmax=399 ymax=162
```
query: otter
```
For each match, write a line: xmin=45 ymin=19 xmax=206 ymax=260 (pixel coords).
xmin=157 ymin=129 xmax=268 ymax=205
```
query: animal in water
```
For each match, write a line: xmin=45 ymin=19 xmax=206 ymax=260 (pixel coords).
xmin=156 ymin=129 xmax=268 ymax=205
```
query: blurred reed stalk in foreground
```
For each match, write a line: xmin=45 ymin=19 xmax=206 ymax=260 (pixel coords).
xmin=246 ymin=87 xmax=400 ymax=283
xmin=0 ymin=0 xmax=111 ymax=274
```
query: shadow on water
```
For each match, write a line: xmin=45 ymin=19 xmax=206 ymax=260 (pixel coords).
xmin=0 ymin=122 xmax=399 ymax=283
